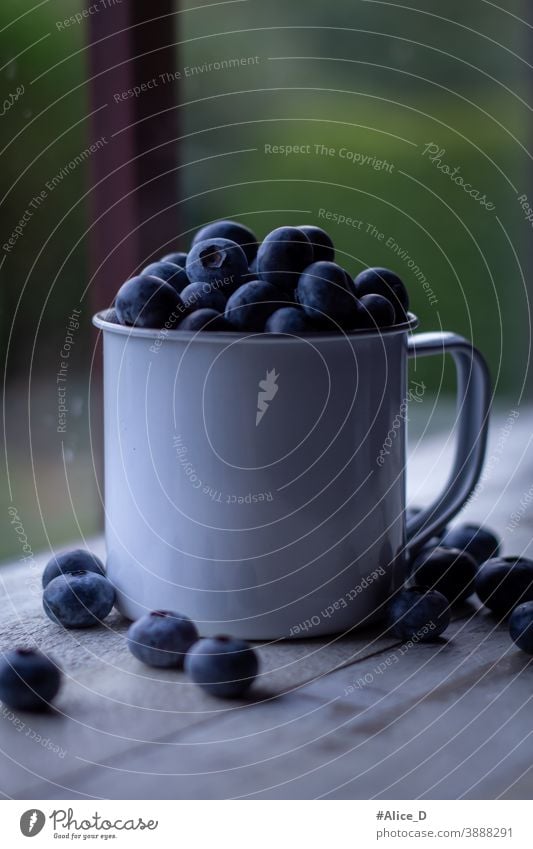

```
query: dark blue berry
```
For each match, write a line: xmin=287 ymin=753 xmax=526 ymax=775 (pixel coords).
xmin=127 ymin=610 xmax=199 ymax=669
xmin=141 ymin=261 xmax=189 ymax=294
xmin=186 ymin=238 xmax=248 ymax=294
xmin=509 ymin=602 xmax=533 ymax=654
xmin=0 ymin=648 xmax=62 ymax=711
xmin=178 ymin=309 xmax=231 ymax=331
xmin=475 ymin=557 xmax=533 ymax=616
xmin=192 ymin=221 xmax=258 ymax=265
xmin=356 ymin=293 xmax=396 ymax=329
xmin=160 ymin=251 xmax=187 ymax=268
xmin=42 ymin=549 xmax=105 ymax=589
xmin=257 ymin=226 xmax=314 ymax=289
xmin=265 ymin=306 xmax=315 ymax=334
xmin=296 ymin=261 xmax=359 ymax=328
xmin=389 ymin=588 xmax=450 ymax=641
xmin=43 ymin=571 xmax=115 ymax=628
xmin=441 ymin=523 xmax=501 ymax=566
xmin=181 ymin=281 xmax=227 ymax=313
xmin=185 ymin=635 xmax=259 ymax=699
xmin=297 ymin=225 xmax=335 ymax=263
xmin=225 ymin=280 xmax=283 ymax=331
xmin=101 ymin=307 xmax=119 ymax=324
xmin=115 ymin=275 xmax=183 ymax=329
xmin=353 ymin=267 xmax=409 ymax=323
xmin=412 ymin=546 xmax=478 ymax=603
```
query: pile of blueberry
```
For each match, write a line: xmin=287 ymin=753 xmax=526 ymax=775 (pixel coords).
xmin=389 ymin=518 xmax=533 ymax=651
xmin=107 ymin=220 xmax=410 ymax=334
xmin=0 ymin=550 xmax=258 ymax=711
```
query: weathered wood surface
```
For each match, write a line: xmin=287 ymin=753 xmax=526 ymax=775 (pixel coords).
xmin=1 ymin=409 xmax=532 ymax=800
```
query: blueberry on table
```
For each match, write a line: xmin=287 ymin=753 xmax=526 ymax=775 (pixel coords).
xmin=441 ymin=523 xmax=501 ymax=566
xmin=509 ymin=602 xmax=533 ymax=654
xmin=181 ymin=281 xmax=227 ymax=313
xmin=297 ymin=225 xmax=335 ymax=263
xmin=256 ymin=226 xmax=314 ymax=289
xmin=412 ymin=546 xmax=478 ymax=603
xmin=265 ymin=306 xmax=315 ymax=334
xmin=141 ymin=261 xmax=189 ymax=294
xmin=475 ymin=556 xmax=533 ymax=616
xmin=43 ymin=571 xmax=115 ymax=628
xmin=127 ymin=610 xmax=199 ymax=669
xmin=115 ymin=275 xmax=183 ymax=329
xmin=160 ymin=251 xmax=187 ymax=268
xmin=0 ymin=648 xmax=61 ymax=711
xmin=42 ymin=548 xmax=106 ymax=589
xmin=225 ymin=280 xmax=283 ymax=331
xmin=353 ymin=267 xmax=409 ymax=323
xmin=186 ymin=238 xmax=248 ymax=294
xmin=296 ymin=261 xmax=359 ymax=329
xmin=388 ymin=588 xmax=450 ymax=641
xmin=356 ymin=293 xmax=396 ymax=329
xmin=192 ymin=220 xmax=258 ymax=265
xmin=177 ymin=308 xmax=231 ymax=331
xmin=185 ymin=635 xmax=259 ymax=699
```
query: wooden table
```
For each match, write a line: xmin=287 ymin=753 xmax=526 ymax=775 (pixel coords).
xmin=1 ymin=409 xmax=532 ymax=800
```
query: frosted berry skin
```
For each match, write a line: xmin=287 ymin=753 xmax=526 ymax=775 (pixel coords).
xmin=141 ymin=261 xmax=189 ymax=294
xmin=509 ymin=602 xmax=533 ymax=654
xmin=177 ymin=309 xmax=231 ymax=331
xmin=127 ymin=610 xmax=199 ymax=669
xmin=353 ymin=267 xmax=409 ymax=323
xmin=441 ymin=523 xmax=501 ymax=566
xmin=356 ymin=294 xmax=395 ymax=329
xmin=160 ymin=251 xmax=187 ymax=268
xmin=388 ymin=588 xmax=450 ymax=641
xmin=185 ymin=238 xmax=248 ymax=294
xmin=265 ymin=306 xmax=315 ymax=334
xmin=43 ymin=570 xmax=115 ymax=628
xmin=115 ymin=275 xmax=183 ymax=328
xmin=185 ymin=636 xmax=259 ymax=699
xmin=0 ymin=648 xmax=61 ymax=711
xmin=412 ymin=546 xmax=478 ymax=603
xmin=42 ymin=549 xmax=106 ymax=589
xmin=225 ymin=281 xmax=283 ymax=331
xmin=475 ymin=557 xmax=533 ymax=616
xmin=181 ymin=281 xmax=227 ymax=313
xmin=192 ymin=221 xmax=258 ymax=265
xmin=256 ymin=226 xmax=314 ymax=290
xmin=296 ymin=261 xmax=359 ymax=329
xmin=297 ymin=225 xmax=335 ymax=263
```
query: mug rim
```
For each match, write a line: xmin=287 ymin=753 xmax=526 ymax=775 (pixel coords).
xmin=92 ymin=310 xmax=419 ymax=342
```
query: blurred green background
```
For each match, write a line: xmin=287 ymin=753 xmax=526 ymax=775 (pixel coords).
xmin=1 ymin=0 xmax=531 ymax=559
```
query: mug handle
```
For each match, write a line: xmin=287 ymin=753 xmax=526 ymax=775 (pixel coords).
xmin=405 ymin=331 xmax=491 ymax=552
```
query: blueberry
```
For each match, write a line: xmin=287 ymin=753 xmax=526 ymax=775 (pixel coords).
xmin=475 ymin=556 xmax=533 ymax=616
xmin=181 ymin=281 xmax=227 ymax=313
xmin=509 ymin=602 xmax=533 ymax=654
xmin=412 ymin=546 xmax=478 ymax=603
xmin=115 ymin=275 xmax=183 ymax=329
xmin=225 ymin=280 xmax=283 ymax=331
xmin=186 ymin=238 xmax=248 ymax=294
xmin=185 ymin=635 xmax=259 ymax=699
xmin=141 ymin=261 xmax=189 ymax=294
xmin=177 ymin=309 xmax=231 ymax=332
xmin=256 ymin=226 xmax=314 ymax=289
xmin=101 ymin=307 xmax=119 ymax=324
xmin=353 ymin=267 xmax=409 ymax=323
xmin=42 ymin=548 xmax=105 ymax=589
xmin=160 ymin=251 xmax=187 ymax=268
xmin=296 ymin=261 xmax=359 ymax=329
xmin=192 ymin=220 xmax=258 ymax=265
xmin=0 ymin=648 xmax=61 ymax=711
xmin=389 ymin=588 xmax=450 ymax=641
xmin=265 ymin=306 xmax=315 ymax=334
xmin=356 ymin=293 xmax=396 ymax=329
xmin=249 ymin=256 xmax=258 ymax=275
xmin=297 ymin=225 xmax=335 ymax=263
xmin=43 ymin=570 xmax=115 ymax=628
xmin=127 ymin=610 xmax=199 ymax=669
xmin=441 ymin=523 xmax=501 ymax=566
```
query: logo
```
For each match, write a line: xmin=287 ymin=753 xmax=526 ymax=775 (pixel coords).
xmin=20 ymin=810 xmax=45 ymax=837
xmin=256 ymin=368 xmax=279 ymax=425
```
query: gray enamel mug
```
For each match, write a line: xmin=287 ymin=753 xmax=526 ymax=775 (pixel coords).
xmin=93 ymin=312 xmax=491 ymax=639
